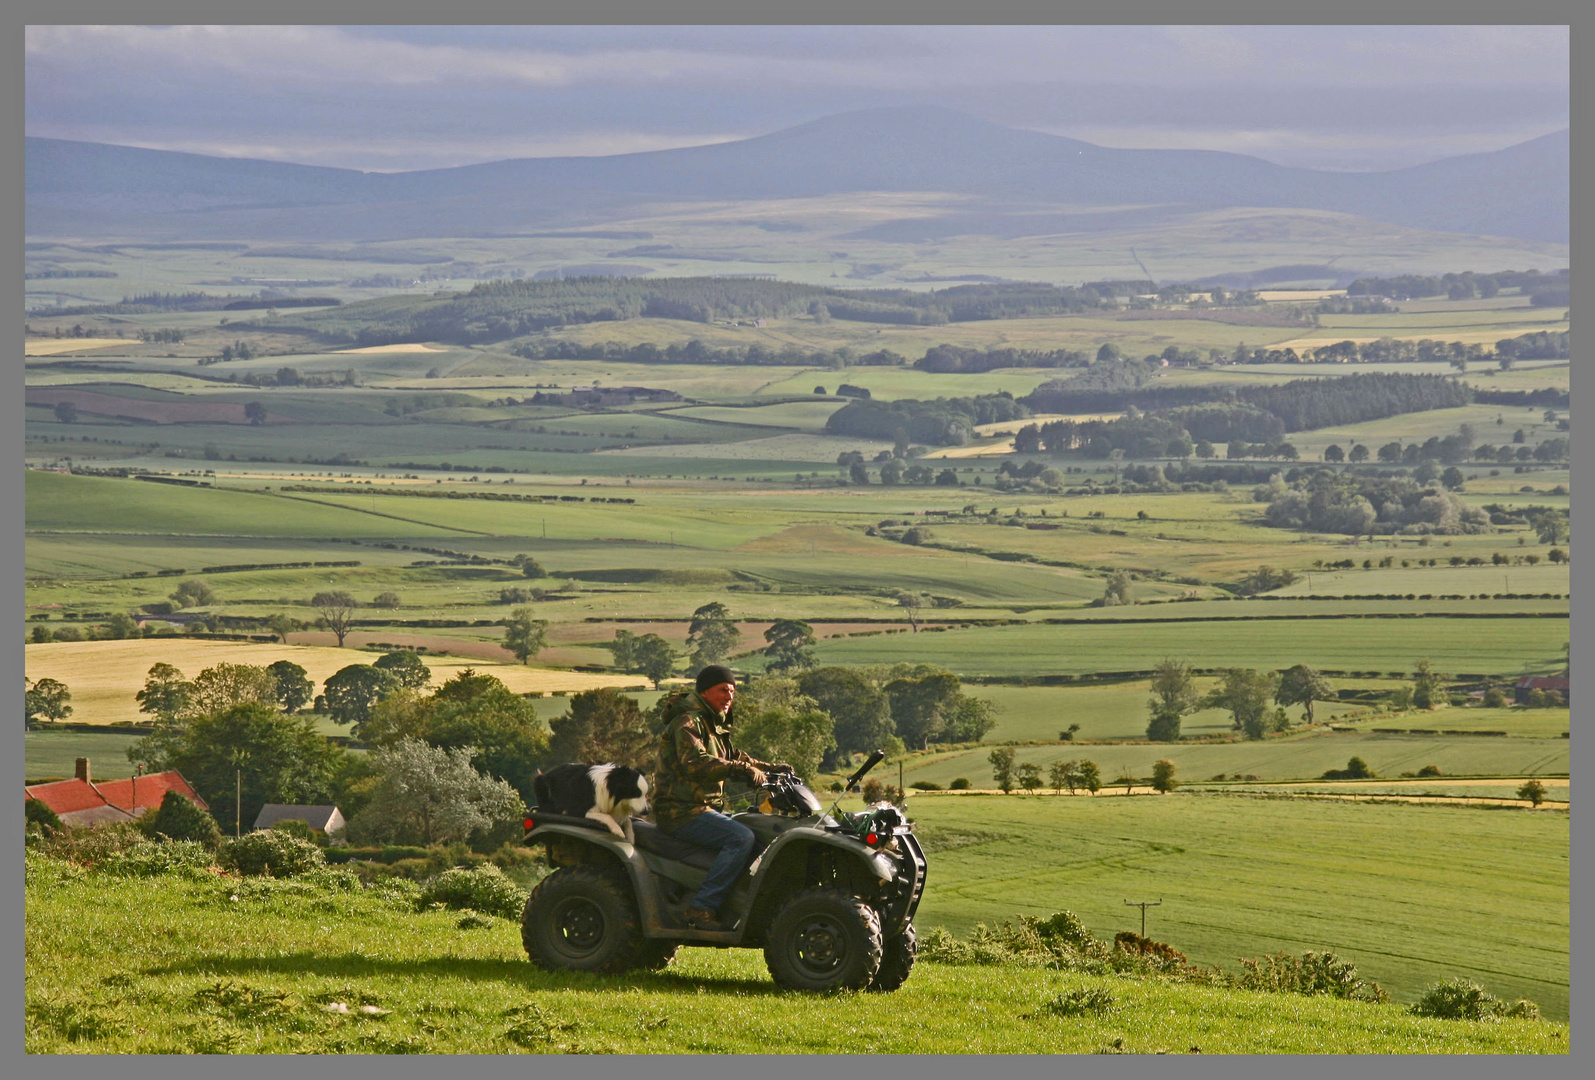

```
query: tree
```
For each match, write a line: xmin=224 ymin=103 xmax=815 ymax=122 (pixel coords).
xmin=103 ymin=612 xmax=139 ymax=639
xmin=1411 ymin=658 xmax=1447 ymax=710
xmin=1049 ymin=759 xmax=1076 ymax=794
xmin=934 ymin=468 xmax=960 ymax=487
xmin=548 ymin=688 xmax=653 ymax=769
xmin=374 ymin=669 xmax=550 ymax=804
xmin=373 ymin=650 xmax=431 ymax=690
xmin=1098 ymin=569 xmax=1134 ymax=607
xmin=796 ymin=667 xmax=895 ymax=765
xmin=311 ymin=590 xmax=358 ymax=647
xmin=1076 ymin=760 xmax=1102 ymax=793
xmin=267 ymin=613 xmax=300 ymax=644
xmin=130 ymin=701 xmax=343 ymax=834
xmin=26 ymin=677 xmax=73 ymax=726
xmin=1146 ymin=657 xmax=1198 ymax=741
xmin=1377 ymin=442 xmax=1402 ymax=463
xmin=1323 ymin=444 xmax=1344 ymax=463
xmin=1150 ymin=758 xmax=1179 ymax=794
xmin=1530 ymin=512 xmax=1568 ymax=545
xmin=610 ymin=630 xmax=676 ymax=687
xmin=512 ymin=554 xmax=547 ymax=579
xmin=895 ymin=591 xmax=926 ymax=633
xmin=1275 ymin=664 xmax=1335 ymax=723
xmin=266 ymin=660 xmax=314 ymax=713
xmin=885 ymin=671 xmax=961 ymax=750
xmin=54 ymin=401 xmax=78 ymax=423
xmin=1204 ymin=668 xmax=1279 ymax=740
xmin=940 ymin=695 xmax=998 ymax=743
xmin=371 ymin=591 xmax=401 ymax=609
xmin=502 ymin=607 xmax=548 ymax=664
xmin=1016 ymin=761 xmax=1043 ymax=793
xmin=1441 ymin=467 xmax=1465 ymax=491
xmin=140 ymin=789 xmax=222 ymax=847
xmin=849 ymin=462 xmax=870 ymax=485
xmin=322 ymin=665 xmax=400 ymax=728
xmin=345 ymin=738 xmax=525 ymax=847
xmin=686 ymin=602 xmax=740 ymax=668
xmin=136 ymin=663 xmax=193 ymax=720
xmin=1195 ymin=440 xmax=1215 ymax=459
xmin=764 ymin=619 xmax=817 ymax=672
xmin=1517 ymin=779 xmax=1547 ymax=807
xmin=191 ymin=663 xmax=279 ymax=715
xmin=1482 ymin=686 xmax=1509 ymax=708
xmin=988 ymin=747 xmax=1016 ymax=793
xmin=169 ymin=579 xmax=216 ymax=609
xmin=880 ymin=458 xmax=906 ymax=485
xmin=733 ymin=678 xmax=837 ymax=781
xmin=1547 ymin=546 xmax=1567 ymax=565
xmin=1348 ymin=443 xmax=1370 ymax=463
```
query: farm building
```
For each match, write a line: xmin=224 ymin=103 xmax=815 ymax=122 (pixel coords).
xmin=253 ymin=803 xmax=345 ymax=836
xmin=25 ymin=757 xmax=208 ymax=827
xmin=1514 ymin=676 xmax=1569 ymax=704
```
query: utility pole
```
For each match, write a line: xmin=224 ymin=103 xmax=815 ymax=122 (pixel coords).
xmin=1124 ymin=898 xmax=1162 ymax=938
xmin=236 ymin=768 xmax=242 ymax=838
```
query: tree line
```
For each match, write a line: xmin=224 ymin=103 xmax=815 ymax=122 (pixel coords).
xmin=824 ymin=392 xmax=1030 ymax=446
xmin=1345 ymin=268 xmax=1565 ymax=301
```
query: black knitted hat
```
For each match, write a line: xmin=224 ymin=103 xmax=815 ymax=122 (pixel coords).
xmin=695 ymin=664 xmax=736 ymax=692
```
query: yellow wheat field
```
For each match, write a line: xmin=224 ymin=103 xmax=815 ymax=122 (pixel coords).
xmin=25 ymin=639 xmax=645 ymax=725
xmin=24 ymin=338 xmax=142 ymax=356
xmin=333 ymin=342 xmax=447 ymax=354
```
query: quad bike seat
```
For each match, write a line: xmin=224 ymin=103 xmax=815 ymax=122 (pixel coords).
xmin=630 ymin=819 xmax=717 ymax=870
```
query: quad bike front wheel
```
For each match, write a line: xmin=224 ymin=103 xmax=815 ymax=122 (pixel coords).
xmin=869 ymin=921 xmax=916 ymax=992
xmin=521 ymin=865 xmax=645 ymax=974
xmin=764 ymin=886 xmax=883 ymax=992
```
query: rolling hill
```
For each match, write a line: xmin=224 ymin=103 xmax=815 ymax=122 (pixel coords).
xmin=26 ymin=107 xmax=1568 ymax=246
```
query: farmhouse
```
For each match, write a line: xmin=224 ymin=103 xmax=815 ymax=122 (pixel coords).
xmin=254 ymin=803 xmax=345 ymax=836
xmin=25 ymin=757 xmax=208 ymax=827
xmin=1514 ymin=676 xmax=1569 ymax=704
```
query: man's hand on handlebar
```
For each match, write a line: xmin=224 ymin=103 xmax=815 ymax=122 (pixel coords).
xmin=742 ymin=765 xmax=768 ymax=786
xmin=767 ymin=763 xmax=795 ymax=775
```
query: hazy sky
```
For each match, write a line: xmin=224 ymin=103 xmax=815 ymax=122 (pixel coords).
xmin=25 ymin=24 xmax=1570 ymax=173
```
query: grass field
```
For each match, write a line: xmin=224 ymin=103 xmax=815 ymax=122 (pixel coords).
xmin=24 ymin=851 xmax=1565 ymax=1053
xmin=903 ymin=793 xmax=1568 ymax=1019
xmin=897 ymin=731 xmax=1569 ymax=793
xmin=798 ymin=615 xmax=1568 ymax=678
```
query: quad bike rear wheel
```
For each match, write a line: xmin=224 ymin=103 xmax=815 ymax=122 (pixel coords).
xmin=764 ymin=886 xmax=883 ymax=992
xmin=869 ymin=921 xmax=916 ymax=992
xmin=521 ymin=865 xmax=645 ymax=974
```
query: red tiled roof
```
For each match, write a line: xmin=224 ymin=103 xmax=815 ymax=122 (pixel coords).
xmin=26 ymin=778 xmax=108 ymax=815
xmin=26 ymin=770 xmax=208 ymax=817
xmin=97 ymin=771 xmax=209 ymax=813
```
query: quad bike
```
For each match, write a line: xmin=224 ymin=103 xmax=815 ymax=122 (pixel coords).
xmin=519 ymin=750 xmax=927 ymax=992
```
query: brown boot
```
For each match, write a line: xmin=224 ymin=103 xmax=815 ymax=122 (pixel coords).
xmin=682 ymin=906 xmax=727 ymax=931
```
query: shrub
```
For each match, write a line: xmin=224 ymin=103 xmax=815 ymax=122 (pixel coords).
xmin=1416 ymin=765 xmax=1442 ymax=778
xmin=1517 ymin=779 xmax=1548 ymax=806
xmin=220 ymin=830 xmax=326 ymax=877
xmin=910 ymin=780 xmax=943 ymax=790
xmin=417 ymin=864 xmax=525 ymax=920
xmin=1114 ymin=931 xmax=1187 ymax=966
xmin=919 ymin=912 xmax=1114 ymax=970
xmin=1039 ymin=986 xmax=1115 ymax=1017
xmin=1231 ymin=950 xmax=1388 ymax=1003
xmin=1411 ymin=978 xmax=1536 ymax=1022
xmin=140 ymin=790 xmax=223 ymax=848
xmin=96 ymin=840 xmax=216 ymax=878
xmin=269 ymin=818 xmax=317 ymax=843
xmin=949 ymin=777 xmax=971 ymax=790
xmin=37 ymin=822 xmax=150 ymax=866
xmin=1482 ymin=687 xmax=1509 ymax=708
xmin=25 ymin=799 xmax=62 ymax=835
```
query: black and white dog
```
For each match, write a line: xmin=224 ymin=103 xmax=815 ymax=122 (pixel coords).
xmin=533 ymin=763 xmax=650 ymax=844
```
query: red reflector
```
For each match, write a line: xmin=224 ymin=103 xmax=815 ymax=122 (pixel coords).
xmin=866 ymin=832 xmax=878 ymax=845
xmin=523 ymin=818 xmax=535 ymax=830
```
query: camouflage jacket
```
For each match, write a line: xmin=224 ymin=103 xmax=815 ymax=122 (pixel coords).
xmin=651 ymin=690 xmax=769 ymax=832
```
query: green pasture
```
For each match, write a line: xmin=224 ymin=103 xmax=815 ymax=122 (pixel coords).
xmin=1340 ymin=707 xmax=1570 ymax=738
xmin=797 ymin=615 xmax=1569 ymax=678
xmin=664 ymin=400 xmax=843 ymax=431
xmin=971 ymin=680 xmax=1379 ymax=743
xmin=1268 ymin=564 xmax=1569 ymax=598
xmin=904 ymin=793 xmax=1568 ymax=1018
xmin=25 ymin=729 xmax=145 ymax=783
xmin=23 ymin=858 xmax=1564 ymax=1054
xmin=1285 ymin=404 xmax=1568 ymax=459
xmin=1234 ymin=780 xmax=1567 ymax=803
xmin=898 ymin=732 xmax=1570 ymax=792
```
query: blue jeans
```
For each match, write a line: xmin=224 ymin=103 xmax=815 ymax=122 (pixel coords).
xmin=669 ymin=810 xmax=755 ymax=914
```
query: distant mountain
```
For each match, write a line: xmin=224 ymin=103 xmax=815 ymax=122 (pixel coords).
xmin=25 ymin=107 xmax=1568 ymax=244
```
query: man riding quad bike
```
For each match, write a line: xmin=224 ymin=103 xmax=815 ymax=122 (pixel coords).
xmin=519 ymin=674 xmax=926 ymax=992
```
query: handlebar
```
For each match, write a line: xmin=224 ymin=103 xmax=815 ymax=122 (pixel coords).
xmin=844 ymin=749 xmax=886 ymax=792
